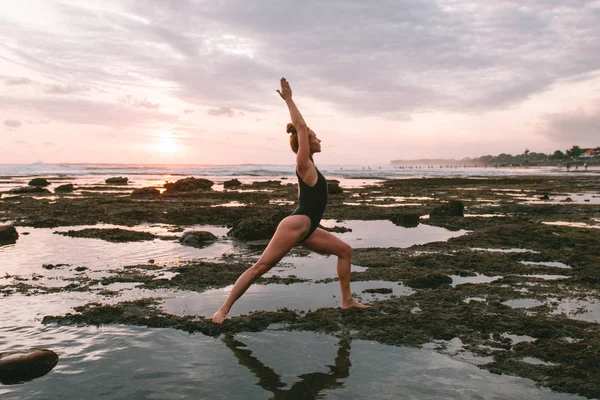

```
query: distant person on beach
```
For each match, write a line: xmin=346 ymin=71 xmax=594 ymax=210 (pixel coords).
xmin=211 ymin=78 xmax=368 ymax=324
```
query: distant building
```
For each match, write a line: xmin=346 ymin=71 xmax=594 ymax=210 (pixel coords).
xmin=581 ymin=149 xmax=597 ymax=158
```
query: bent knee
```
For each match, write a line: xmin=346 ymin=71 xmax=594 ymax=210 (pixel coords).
xmin=338 ymin=243 xmax=352 ymax=259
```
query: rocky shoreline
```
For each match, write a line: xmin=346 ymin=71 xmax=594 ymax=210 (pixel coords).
xmin=1 ymin=174 xmax=600 ymax=398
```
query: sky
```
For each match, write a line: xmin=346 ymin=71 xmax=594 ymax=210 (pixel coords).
xmin=1 ymin=0 xmax=600 ymax=165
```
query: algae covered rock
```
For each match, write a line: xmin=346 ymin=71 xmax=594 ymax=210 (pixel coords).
xmin=327 ymin=180 xmax=343 ymax=194
xmin=180 ymin=231 xmax=218 ymax=247
xmin=28 ymin=178 xmax=50 ymax=187
xmin=406 ymin=273 xmax=452 ymax=289
xmin=0 ymin=348 xmax=59 ymax=384
xmin=223 ymin=179 xmax=242 ymax=189
xmin=8 ymin=186 xmax=51 ymax=194
xmin=390 ymin=213 xmax=420 ymax=228
xmin=228 ymin=211 xmax=287 ymax=240
xmin=131 ymin=187 xmax=160 ymax=197
xmin=54 ymin=184 xmax=74 ymax=193
xmin=54 ymin=228 xmax=157 ymax=243
xmin=430 ymin=200 xmax=464 ymax=217
xmin=105 ymin=177 xmax=129 ymax=185
xmin=0 ymin=226 xmax=19 ymax=243
xmin=164 ymin=177 xmax=214 ymax=193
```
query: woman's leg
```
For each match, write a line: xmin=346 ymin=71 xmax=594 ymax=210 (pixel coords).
xmin=301 ymin=228 xmax=368 ymax=309
xmin=212 ymin=215 xmax=310 ymax=323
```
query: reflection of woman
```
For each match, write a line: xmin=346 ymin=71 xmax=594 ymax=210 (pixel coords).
xmin=223 ymin=335 xmax=351 ymax=398
xmin=212 ymin=78 xmax=367 ymax=323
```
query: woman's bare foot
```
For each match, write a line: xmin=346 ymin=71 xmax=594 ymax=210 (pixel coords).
xmin=341 ymin=299 xmax=370 ymax=310
xmin=211 ymin=308 xmax=229 ymax=324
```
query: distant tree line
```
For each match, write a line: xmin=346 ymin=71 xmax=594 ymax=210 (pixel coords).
xmin=466 ymin=145 xmax=599 ymax=167
xmin=391 ymin=145 xmax=599 ymax=167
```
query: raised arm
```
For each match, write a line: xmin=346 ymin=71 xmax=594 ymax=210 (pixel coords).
xmin=277 ymin=78 xmax=311 ymax=171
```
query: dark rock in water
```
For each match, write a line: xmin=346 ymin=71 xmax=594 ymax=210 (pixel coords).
xmin=250 ymin=180 xmax=281 ymax=188
xmin=327 ymin=181 xmax=343 ymax=194
xmin=391 ymin=213 xmax=420 ymax=228
xmin=54 ymin=228 xmax=157 ymax=243
xmin=28 ymin=178 xmax=50 ymax=187
xmin=180 ymin=231 xmax=218 ymax=247
xmin=430 ymin=200 xmax=464 ymax=217
xmin=362 ymin=287 xmax=393 ymax=294
xmin=319 ymin=224 xmax=352 ymax=233
xmin=8 ymin=186 xmax=51 ymax=194
xmin=0 ymin=348 xmax=59 ymax=384
xmin=223 ymin=179 xmax=242 ymax=189
xmin=228 ymin=212 xmax=287 ymax=240
xmin=42 ymin=263 xmax=69 ymax=270
xmin=131 ymin=187 xmax=160 ymax=197
xmin=0 ymin=226 xmax=18 ymax=243
xmin=539 ymin=194 xmax=550 ymax=200
xmin=105 ymin=177 xmax=129 ymax=185
xmin=406 ymin=273 xmax=452 ymax=289
xmin=54 ymin=184 xmax=74 ymax=193
xmin=164 ymin=177 xmax=214 ymax=193
xmin=562 ymin=197 xmax=573 ymax=202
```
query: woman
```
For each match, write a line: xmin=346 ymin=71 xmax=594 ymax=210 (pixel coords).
xmin=212 ymin=78 xmax=367 ymax=324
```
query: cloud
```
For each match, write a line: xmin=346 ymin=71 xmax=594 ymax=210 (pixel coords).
xmin=537 ymin=100 xmax=600 ymax=144
xmin=45 ymin=84 xmax=89 ymax=95
xmin=121 ymin=95 xmax=160 ymax=110
xmin=4 ymin=77 xmax=32 ymax=86
xmin=183 ymin=109 xmax=194 ymax=114
xmin=0 ymin=96 xmax=177 ymax=126
xmin=4 ymin=119 xmax=22 ymax=128
xmin=207 ymin=106 xmax=235 ymax=117
xmin=1 ymin=0 xmax=600 ymax=120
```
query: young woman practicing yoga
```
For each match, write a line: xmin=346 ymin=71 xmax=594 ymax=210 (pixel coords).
xmin=211 ymin=78 xmax=368 ymax=324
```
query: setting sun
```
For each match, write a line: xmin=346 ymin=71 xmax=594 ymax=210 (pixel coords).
xmin=153 ymin=132 xmax=180 ymax=153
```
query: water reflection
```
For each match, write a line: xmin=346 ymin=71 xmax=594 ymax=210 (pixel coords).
xmin=223 ymin=335 xmax=350 ymax=399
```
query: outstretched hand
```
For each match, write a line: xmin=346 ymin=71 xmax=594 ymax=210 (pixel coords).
xmin=276 ymin=77 xmax=292 ymax=101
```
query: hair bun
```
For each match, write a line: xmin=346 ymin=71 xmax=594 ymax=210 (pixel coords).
xmin=286 ymin=123 xmax=297 ymax=135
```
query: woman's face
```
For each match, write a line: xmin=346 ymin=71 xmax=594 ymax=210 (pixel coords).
xmin=308 ymin=129 xmax=322 ymax=153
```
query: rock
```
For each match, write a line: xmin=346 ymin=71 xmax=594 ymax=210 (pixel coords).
xmin=0 ymin=348 xmax=59 ymax=384
xmin=179 ymin=231 xmax=218 ymax=247
xmin=539 ymin=194 xmax=550 ymax=200
xmin=223 ymin=179 xmax=242 ymax=189
xmin=562 ymin=197 xmax=573 ymax=202
xmin=105 ymin=177 xmax=129 ymax=185
xmin=391 ymin=214 xmax=420 ymax=228
xmin=8 ymin=186 xmax=51 ymax=194
xmin=28 ymin=178 xmax=50 ymax=187
xmin=319 ymin=224 xmax=352 ymax=233
xmin=54 ymin=228 xmax=157 ymax=243
xmin=362 ymin=288 xmax=393 ymax=294
xmin=327 ymin=181 xmax=343 ymax=194
xmin=227 ymin=211 xmax=287 ymax=240
xmin=42 ymin=263 xmax=69 ymax=270
xmin=164 ymin=177 xmax=214 ymax=193
xmin=131 ymin=187 xmax=160 ymax=197
xmin=406 ymin=273 xmax=452 ymax=289
xmin=251 ymin=180 xmax=281 ymax=188
xmin=430 ymin=200 xmax=464 ymax=217
xmin=54 ymin=184 xmax=74 ymax=193
xmin=0 ymin=226 xmax=18 ymax=243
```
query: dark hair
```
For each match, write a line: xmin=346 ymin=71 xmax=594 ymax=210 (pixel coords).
xmin=287 ymin=123 xmax=299 ymax=153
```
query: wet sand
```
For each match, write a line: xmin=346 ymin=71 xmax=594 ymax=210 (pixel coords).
xmin=1 ymin=174 xmax=600 ymax=398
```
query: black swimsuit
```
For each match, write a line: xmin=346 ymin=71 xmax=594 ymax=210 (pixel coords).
xmin=291 ymin=167 xmax=328 ymax=241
